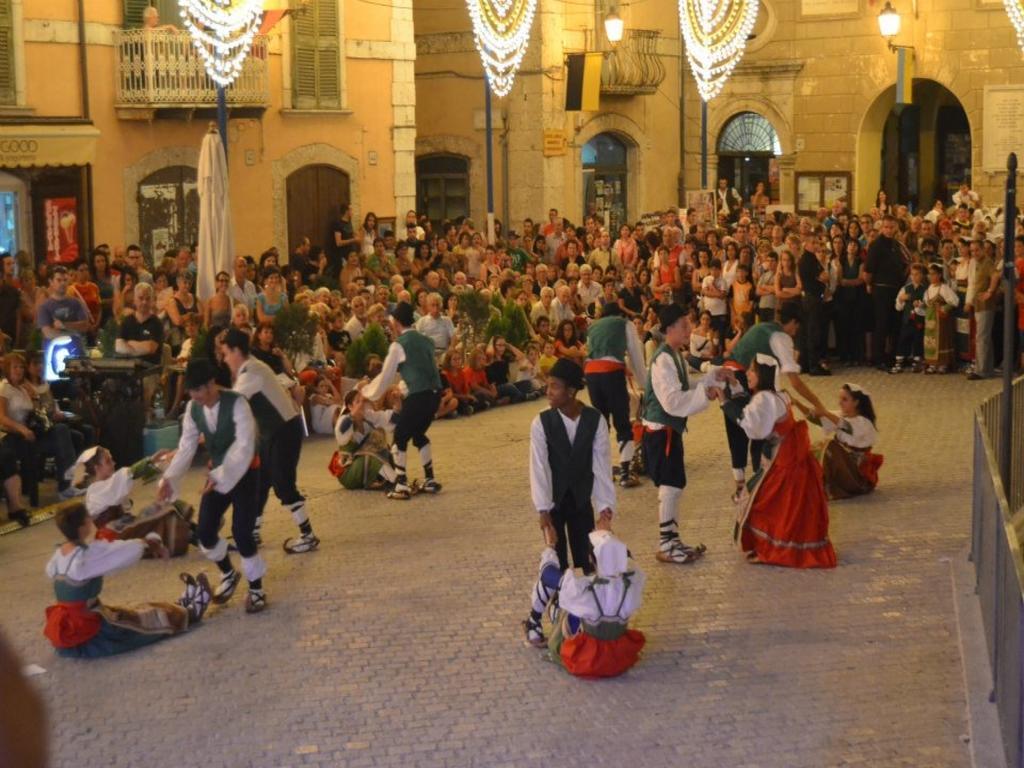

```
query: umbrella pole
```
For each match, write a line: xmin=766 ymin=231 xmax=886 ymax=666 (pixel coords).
xmin=216 ymin=85 xmax=228 ymax=163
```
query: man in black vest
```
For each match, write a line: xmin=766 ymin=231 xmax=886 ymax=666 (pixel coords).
xmin=864 ymin=215 xmax=909 ymax=369
xmin=525 ymin=358 xmax=616 ymax=645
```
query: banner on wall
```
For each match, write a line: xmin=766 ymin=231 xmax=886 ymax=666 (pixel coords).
xmin=44 ymin=197 xmax=79 ymax=264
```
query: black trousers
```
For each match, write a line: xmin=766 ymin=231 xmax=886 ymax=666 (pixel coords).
xmin=872 ymin=286 xmax=901 ymax=365
xmin=721 ymin=372 xmax=763 ymax=473
xmin=585 ymin=369 xmax=632 ymax=447
xmin=896 ymin=317 xmax=925 ymax=360
xmin=550 ymin=492 xmax=594 ymax=573
xmin=394 ymin=390 xmax=440 ymax=451
xmin=799 ymin=294 xmax=824 ymax=371
xmin=196 ymin=466 xmax=259 ymax=559
xmin=258 ymin=416 xmax=304 ymax=516
xmin=834 ymin=299 xmax=863 ymax=363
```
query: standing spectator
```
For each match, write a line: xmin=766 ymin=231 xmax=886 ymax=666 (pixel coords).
xmin=864 ymin=215 xmax=908 ymax=369
xmin=0 ymin=253 xmax=21 ymax=349
xmin=165 ymin=271 xmax=197 ymax=353
xmin=797 ymin=233 xmax=829 ymax=376
xmin=37 ymin=266 xmax=90 ymax=342
xmin=331 ymin=204 xmax=359 ymax=279
xmin=359 ymin=212 xmax=379 ymax=258
xmin=715 ymin=177 xmax=743 ymax=224
xmin=701 ymin=259 xmax=729 ymax=339
xmin=965 ymin=238 xmax=1001 ymax=379
xmin=126 ymin=244 xmax=153 ymax=285
xmin=756 ymin=252 xmax=778 ymax=323
xmin=91 ymin=248 xmax=116 ymax=327
xmin=834 ymin=238 xmax=866 ymax=365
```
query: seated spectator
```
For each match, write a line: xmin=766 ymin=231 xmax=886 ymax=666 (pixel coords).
xmin=255 ymin=267 xmax=288 ymax=324
xmin=309 ymin=375 xmax=342 ymax=435
xmin=485 ymin=336 xmax=526 ymax=404
xmin=554 ymin=319 xmax=586 ymax=366
xmin=442 ymin=348 xmax=477 ymax=415
xmin=415 ymin=292 xmax=456 ymax=353
xmin=464 ymin=346 xmax=501 ymax=409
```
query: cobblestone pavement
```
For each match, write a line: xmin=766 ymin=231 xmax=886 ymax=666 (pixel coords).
xmin=0 ymin=369 xmax=1004 ymax=768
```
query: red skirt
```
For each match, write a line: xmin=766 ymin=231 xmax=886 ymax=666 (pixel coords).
xmin=739 ymin=415 xmax=836 ymax=569
xmin=560 ymin=629 xmax=646 ymax=678
xmin=43 ymin=602 xmax=102 ymax=649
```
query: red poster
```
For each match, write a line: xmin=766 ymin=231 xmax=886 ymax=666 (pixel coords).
xmin=44 ymin=197 xmax=79 ymax=264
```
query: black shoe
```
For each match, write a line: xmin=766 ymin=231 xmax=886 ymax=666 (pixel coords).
xmin=10 ymin=510 xmax=30 ymax=528
xmin=809 ymin=367 xmax=832 ymax=377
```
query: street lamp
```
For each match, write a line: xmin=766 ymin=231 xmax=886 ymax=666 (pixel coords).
xmin=877 ymin=1 xmax=901 ymax=46
xmin=604 ymin=9 xmax=624 ymax=46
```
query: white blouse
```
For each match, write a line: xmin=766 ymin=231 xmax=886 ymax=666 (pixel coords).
xmin=85 ymin=467 xmax=135 ymax=518
xmin=822 ymin=413 xmax=877 ymax=450
xmin=46 ymin=538 xmax=145 ymax=582
xmin=737 ymin=391 xmax=790 ymax=441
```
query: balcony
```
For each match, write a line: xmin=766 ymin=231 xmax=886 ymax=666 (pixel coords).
xmin=113 ymin=29 xmax=269 ymax=120
xmin=602 ymin=29 xmax=665 ymax=96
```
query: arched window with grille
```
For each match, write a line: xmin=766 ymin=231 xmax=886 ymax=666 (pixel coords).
xmin=716 ymin=112 xmax=781 ymax=204
xmin=137 ymin=166 xmax=198 ymax=262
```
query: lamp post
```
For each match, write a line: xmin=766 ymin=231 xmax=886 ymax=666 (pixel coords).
xmin=877 ymin=1 xmax=902 ymax=50
xmin=604 ymin=9 xmax=624 ymax=45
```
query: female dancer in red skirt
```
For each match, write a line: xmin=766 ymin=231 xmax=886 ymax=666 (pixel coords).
xmin=721 ymin=355 xmax=836 ymax=569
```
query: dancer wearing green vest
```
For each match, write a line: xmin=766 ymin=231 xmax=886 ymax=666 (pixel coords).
xmin=583 ymin=303 xmax=647 ymax=487
xmin=641 ymin=305 xmax=723 ymax=564
xmin=159 ymin=359 xmax=268 ymax=614
xmin=722 ymin=303 xmax=827 ymax=501
xmin=221 ymin=328 xmax=320 ymax=555
xmin=360 ymin=302 xmax=443 ymax=499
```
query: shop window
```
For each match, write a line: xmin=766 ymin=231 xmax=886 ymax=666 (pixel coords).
xmin=292 ymin=0 xmax=341 ymax=109
xmin=0 ymin=0 xmax=15 ymax=105
xmin=137 ymin=166 xmax=198 ymax=263
xmin=582 ymin=133 xmax=628 ymax=232
xmin=416 ymin=155 xmax=469 ymax=228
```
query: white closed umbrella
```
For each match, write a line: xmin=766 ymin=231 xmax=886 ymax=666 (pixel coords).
xmin=196 ymin=124 xmax=234 ymax=302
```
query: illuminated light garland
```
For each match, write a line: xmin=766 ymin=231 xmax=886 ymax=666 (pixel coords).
xmin=678 ymin=0 xmax=759 ymax=101
xmin=465 ymin=0 xmax=538 ymax=97
xmin=179 ymin=0 xmax=264 ymax=87
xmin=1005 ymin=0 xmax=1024 ymax=54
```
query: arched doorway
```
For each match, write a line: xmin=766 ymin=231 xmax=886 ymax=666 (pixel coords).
xmin=857 ymin=80 xmax=970 ymax=212
xmin=137 ymin=165 xmax=198 ymax=262
xmin=582 ymin=133 xmax=629 ymax=231
xmin=285 ymin=164 xmax=350 ymax=256
xmin=416 ymin=154 xmax=469 ymax=229
xmin=716 ymin=112 xmax=782 ymax=203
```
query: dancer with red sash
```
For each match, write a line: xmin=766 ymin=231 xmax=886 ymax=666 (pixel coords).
xmin=721 ymin=355 xmax=836 ymax=568
xmin=43 ymin=503 xmax=212 ymax=658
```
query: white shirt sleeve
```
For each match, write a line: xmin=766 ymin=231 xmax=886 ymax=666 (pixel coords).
xmin=824 ymin=414 xmax=878 ymax=449
xmin=591 ymin=418 xmax=616 ymax=513
xmin=208 ymin=396 xmax=256 ymax=494
xmin=965 ymin=259 xmax=978 ymax=306
xmin=161 ymin=406 xmax=202 ymax=500
xmin=529 ymin=415 xmax=554 ymax=513
xmin=651 ymin=352 xmax=710 ymax=420
xmin=46 ymin=539 xmax=146 ymax=580
xmin=84 ymin=467 xmax=135 ymax=518
xmin=940 ymin=284 xmax=960 ymax=307
xmin=737 ymin=391 xmax=787 ymax=440
xmin=768 ymin=332 xmax=800 ymax=374
xmin=361 ymin=341 xmax=406 ymax=402
xmin=365 ymin=406 xmax=397 ymax=431
xmin=625 ymin=321 xmax=647 ymax=390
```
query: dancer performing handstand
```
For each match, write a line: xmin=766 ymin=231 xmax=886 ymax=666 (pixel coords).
xmin=524 ymin=358 xmax=616 ymax=646
xmin=359 ymin=301 xmax=443 ymax=499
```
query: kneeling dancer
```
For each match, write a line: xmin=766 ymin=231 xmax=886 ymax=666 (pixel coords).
xmin=642 ymin=304 xmax=722 ymax=564
xmin=221 ymin=328 xmax=319 ymax=554
xmin=359 ymin=301 xmax=442 ymax=499
xmin=159 ymin=359 xmax=268 ymax=613
xmin=525 ymin=357 xmax=615 ymax=644
xmin=43 ymin=503 xmax=212 ymax=658
xmin=526 ymin=518 xmax=646 ymax=678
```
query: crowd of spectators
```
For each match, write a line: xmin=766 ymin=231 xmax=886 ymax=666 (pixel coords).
xmin=0 ymin=182 xmax=1022 ymax=525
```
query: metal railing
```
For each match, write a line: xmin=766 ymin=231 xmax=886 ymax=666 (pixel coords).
xmin=602 ymin=29 xmax=666 ymax=96
xmin=972 ymin=376 xmax=1024 ymax=768
xmin=113 ymin=29 xmax=269 ymax=109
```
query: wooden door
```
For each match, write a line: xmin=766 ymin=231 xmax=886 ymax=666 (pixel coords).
xmin=286 ymin=164 xmax=349 ymax=256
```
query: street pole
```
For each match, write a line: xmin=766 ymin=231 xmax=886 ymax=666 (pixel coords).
xmin=1000 ymin=152 xmax=1017 ymax=491
xmin=484 ymin=79 xmax=495 ymax=244
xmin=216 ymin=85 xmax=228 ymax=163
xmin=700 ymin=100 xmax=708 ymax=190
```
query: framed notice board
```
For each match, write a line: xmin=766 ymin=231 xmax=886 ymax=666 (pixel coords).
xmin=794 ymin=171 xmax=852 ymax=215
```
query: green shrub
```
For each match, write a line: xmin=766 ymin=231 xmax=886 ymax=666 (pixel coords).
xmin=345 ymin=322 xmax=391 ymax=377
xmin=272 ymin=302 xmax=317 ymax=360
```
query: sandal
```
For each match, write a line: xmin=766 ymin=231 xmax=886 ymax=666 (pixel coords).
xmin=245 ymin=589 xmax=267 ymax=614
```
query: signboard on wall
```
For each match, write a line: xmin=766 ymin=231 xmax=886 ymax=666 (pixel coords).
xmin=685 ymin=190 xmax=716 ymax=225
xmin=800 ymin=0 xmax=858 ymax=16
xmin=983 ymin=85 xmax=1024 ymax=171
xmin=44 ymin=197 xmax=79 ymax=264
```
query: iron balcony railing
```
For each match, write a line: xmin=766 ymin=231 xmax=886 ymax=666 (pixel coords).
xmin=602 ymin=29 xmax=665 ymax=96
xmin=113 ymin=29 xmax=269 ymax=109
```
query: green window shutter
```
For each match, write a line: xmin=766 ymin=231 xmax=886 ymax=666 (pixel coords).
xmin=122 ymin=0 xmax=150 ymax=29
xmin=292 ymin=0 xmax=340 ymax=109
xmin=0 ymin=0 xmax=14 ymax=105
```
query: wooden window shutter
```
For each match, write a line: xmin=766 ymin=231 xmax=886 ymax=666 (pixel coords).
xmin=0 ymin=0 xmax=14 ymax=106
xmin=292 ymin=0 xmax=340 ymax=109
xmin=122 ymin=0 xmax=150 ymax=28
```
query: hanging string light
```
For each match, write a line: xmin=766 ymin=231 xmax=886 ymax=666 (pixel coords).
xmin=678 ymin=0 xmax=759 ymax=101
xmin=1005 ymin=0 xmax=1024 ymax=54
xmin=466 ymin=0 xmax=538 ymax=97
xmin=179 ymin=0 xmax=265 ymax=87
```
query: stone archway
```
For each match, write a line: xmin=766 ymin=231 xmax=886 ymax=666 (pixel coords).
xmin=272 ymin=143 xmax=360 ymax=255
xmin=416 ymin=134 xmax=484 ymax=222
xmin=855 ymin=78 xmax=972 ymax=211
xmin=575 ymin=113 xmax=645 ymax=223
xmin=123 ymin=146 xmax=199 ymax=247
